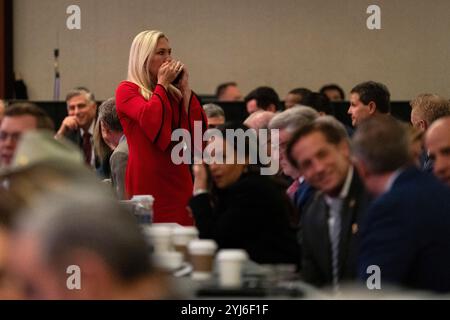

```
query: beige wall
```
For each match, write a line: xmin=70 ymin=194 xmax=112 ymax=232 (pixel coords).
xmin=14 ymin=0 xmax=450 ymax=100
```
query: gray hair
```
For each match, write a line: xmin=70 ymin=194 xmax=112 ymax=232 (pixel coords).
xmin=268 ymin=105 xmax=319 ymax=132
xmin=14 ymin=189 xmax=152 ymax=282
xmin=65 ymin=88 xmax=96 ymax=105
xmin=203 ymin=103 xmax=225 ymax=119
xmin=94 ymin=97 xmax=122 ymax=159
xmin=97 ymin=98 xmax=122 ymax=132
xmin=315 ymin=115 xmax=350 ymax=143
xmin=352 ymin=115 xmax=410 ymax=174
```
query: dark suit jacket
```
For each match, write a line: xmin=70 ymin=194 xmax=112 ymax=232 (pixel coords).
xmin=358 ymin=167 xmax=450 ymax=293
xmin=189 ymin=172 xmax=301 ymax=266
xmin=301 ymin=168 xmax=371 ymax=288
xmin=64 ymin=128 xmax=101 ymax=173
xmin=64 ymin=128 xmax=83 ymax=147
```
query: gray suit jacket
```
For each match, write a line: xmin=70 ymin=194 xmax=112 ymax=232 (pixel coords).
xmin=110 ymin=137 xmax=128 ymax=200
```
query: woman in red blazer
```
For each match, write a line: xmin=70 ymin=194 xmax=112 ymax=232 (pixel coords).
xmin=116 ymin=30 xmax=207 ymax=226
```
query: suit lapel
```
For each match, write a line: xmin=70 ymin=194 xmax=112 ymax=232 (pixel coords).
xmin=338 ymin=171 xmax=365 ymax=277
xmin=310 ymin=193 xmax=332 ymax=279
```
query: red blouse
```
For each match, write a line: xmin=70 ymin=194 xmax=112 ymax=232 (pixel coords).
xmin=115 ymin=81 xmax=207 ymax=226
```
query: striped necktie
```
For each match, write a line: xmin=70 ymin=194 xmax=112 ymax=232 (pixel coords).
xmin=327 ymin=198 xmax=342 ymax=290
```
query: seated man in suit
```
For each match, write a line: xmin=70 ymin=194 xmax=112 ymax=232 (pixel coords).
xmin=268 ymin=106 xmax=319 ymax=211
xmin=5 ymin=190 xmax=173 ymax=299
xmin=319 ymin=84 xmax=345 ymax=102
xmin=410 ymin=94 xmax=450 ymax=172
xmin=0 ymin=131 xmax=174 ymax=299
xmin=202 ymin=103 xmax=226 ymax=129
xmin=215 ymin=82 xmax=243 ymax=102
xmin=286 ymin=116 xmax=371 ymax=289
xmin=93 ymin=97 xmax=128 ymax=199
xmin=425 ymin=116 xmax=450 ymax=187
xmin=244 ymin=86 xmax=280 ymax=114
xmin=0 ymin=103 xmax=54 ymax=169
xmin=347 ymin=81 xmax=390 ymax=127
xmin=352 ymin=115 xmax=450 ymax=293
xmin=284 ymin=87 xmax=312 ymax=109
xmin=55 ymin=88 xmax=97 ymax=168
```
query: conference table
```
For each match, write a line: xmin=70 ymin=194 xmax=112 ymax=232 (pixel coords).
xmin=170 ymin=260 xmax=326 ymax=299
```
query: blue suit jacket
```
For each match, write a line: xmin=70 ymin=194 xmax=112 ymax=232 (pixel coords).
xmin=358 ymin=167 xmax=450 ymax=293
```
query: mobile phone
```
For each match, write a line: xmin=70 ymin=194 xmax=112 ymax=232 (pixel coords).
xmin=204 ymin=163 xmax=213 ymax=190
xmin=172 ymin=70 xmax=184 ymax=86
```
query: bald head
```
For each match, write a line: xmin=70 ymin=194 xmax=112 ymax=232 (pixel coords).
xmin=425 ymin=117 xmax=450 ymax=187
xmin=244 ymin=111 xmax=276 ymax=131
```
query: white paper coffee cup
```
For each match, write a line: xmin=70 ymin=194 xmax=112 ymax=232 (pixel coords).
xmin=143 ymin=225 xmax=172 ymax=253
xmin=153 ymin=251 xmax=184 ymax=271
xmin=188 ymin=239 xmax=218 ymax=280
xmin=217 ymin=249 xmax=248 ymax=287
xmin=172 ymin=227 xmax=199 ymax=261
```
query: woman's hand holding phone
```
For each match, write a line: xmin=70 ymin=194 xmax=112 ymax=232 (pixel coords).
xmin=193 ymin=163 xmax=209 ymax=193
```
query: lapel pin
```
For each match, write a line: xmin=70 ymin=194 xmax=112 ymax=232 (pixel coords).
xmin=352 ymin=223 xmax=358 ymax=234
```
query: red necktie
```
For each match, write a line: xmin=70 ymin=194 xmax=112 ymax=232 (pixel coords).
xmin=82 ymin=132 xmax=92 ymax=165
xmin=287 ymin=179 xmax=300 ymax=199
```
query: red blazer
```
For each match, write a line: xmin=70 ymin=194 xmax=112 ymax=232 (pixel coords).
xmin=116 ymin=81 xmax=207 ymax=226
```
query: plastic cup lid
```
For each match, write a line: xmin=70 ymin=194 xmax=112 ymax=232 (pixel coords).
xmin=188 ymin=239 xmax=218 ymax=253
xmin=131 ymin=195 xmax=154 ymax=203
xmin=217 ymin=249 xmax=249 ymax=261
xmin=145 ymin=225 xmax=172 ymax=236
xmin=173 ymin=226 xmax=199 ymax=236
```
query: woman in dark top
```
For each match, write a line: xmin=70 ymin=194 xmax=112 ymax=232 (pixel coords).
xmin=189 ymin=123 xmax=300 ymax=266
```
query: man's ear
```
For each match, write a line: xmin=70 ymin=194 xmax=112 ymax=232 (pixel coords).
xmin=339 ymin=140 xmax=351 ymax=158
xmin=100 ymin=120 xmax=110 ymax=134
xmin=368 ymin=101 xmax=377 ymax=115
xmin=419 ymin=120 xmax=428 ymax=131
xmin=352 ymin=157 xmax=370 ymax=180
xmin=268 ymin=104 xmax=277 ymax=113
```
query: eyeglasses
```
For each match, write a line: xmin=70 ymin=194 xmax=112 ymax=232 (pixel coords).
xmin=0 ymin=131 xmax=22 ymax=142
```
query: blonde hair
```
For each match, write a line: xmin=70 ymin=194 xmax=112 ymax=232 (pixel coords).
xmin=127 ymin=30 xmax=181 ymax=100
xmin=410 ymin=93 xmax=450 ymax=126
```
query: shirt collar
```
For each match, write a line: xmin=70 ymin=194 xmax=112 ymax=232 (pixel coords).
xmin=383 ymin=168 xmax=404 ymax=194
xmin=324 ymin=165 xmax=354 ymax=205
xmin=340 ymin=165 xmax=354 ymax=199
xmin=80 ymin=120 xmax=95 ymax=137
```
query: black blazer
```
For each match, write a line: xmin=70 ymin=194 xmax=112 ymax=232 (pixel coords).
xmin=64 ymin=129 xmax=102 ymax=174
xmin=189 ymin=172 xmax=300 ymax=266
xmin=301 ymin=168 xmax=371 ymax=288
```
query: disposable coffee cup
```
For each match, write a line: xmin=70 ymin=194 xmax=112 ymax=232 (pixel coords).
xmin=172 ymin=227 xmax=199 ymax=261
xmin=188 ymin=239 xmax=218 ymax=280
xmin=130 ymin=195 xmax=154 ymax=224
xmin=131 ymin=195 xmax=154 ymax=209
xmin=143 ymin=225 xmax=172 ymax=253
xmin=153 ymin=251 xmax=184 ymax=271
xmin=217 ymin=249 xmax=248 ymax=288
